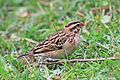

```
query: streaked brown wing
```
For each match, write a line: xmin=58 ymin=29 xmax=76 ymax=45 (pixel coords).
xmin=32 ymin=31 xmax=67 ymax=54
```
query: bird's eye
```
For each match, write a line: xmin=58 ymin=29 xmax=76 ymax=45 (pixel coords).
xmin=73 ymin=29 xmax=78 ymax=33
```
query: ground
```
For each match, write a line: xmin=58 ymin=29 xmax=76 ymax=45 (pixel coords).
xmin=0 ymin=0 xmax=120 ymax=80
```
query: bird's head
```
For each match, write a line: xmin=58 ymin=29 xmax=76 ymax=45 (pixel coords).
xmin=64 ymin=21 xmax=84 ymax=33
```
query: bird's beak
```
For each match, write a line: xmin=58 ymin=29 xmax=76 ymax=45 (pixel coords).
xmin=79 ymin=22 xmax=84 ymax=28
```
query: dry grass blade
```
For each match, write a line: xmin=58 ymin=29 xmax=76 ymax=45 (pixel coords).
xmin=39 ymin=57 xmax=119 ymax=65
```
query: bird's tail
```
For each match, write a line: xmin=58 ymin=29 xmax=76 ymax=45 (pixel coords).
xmin=18 ymin=53 xmax=28 ymax=58
xmin=18 ymin=53 xmax=36 ymax=65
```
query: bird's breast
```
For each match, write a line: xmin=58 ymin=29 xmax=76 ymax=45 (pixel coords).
xmin=63 ymin=33 xmax=80 ymax=55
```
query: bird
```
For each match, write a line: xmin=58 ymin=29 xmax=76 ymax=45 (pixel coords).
xmin=18 ymin=21 xmax=84 ymax=64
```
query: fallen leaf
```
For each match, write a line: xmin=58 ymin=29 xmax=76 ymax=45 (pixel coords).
xmin=91 ymin=6 xmax=110 ymax=15
xmin=77 ymin=11 xmax=85 ymax=18
xmin=16 ymin=7 xmax=29 ymax=18
xmin=101 ymin=14 xmax=111 ymax=23
xmin=115 ymin=9 xmax=120 ymax=14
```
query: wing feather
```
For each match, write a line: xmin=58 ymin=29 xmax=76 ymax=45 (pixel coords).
xmin=32 ymin=31 xmax=67 ymax=54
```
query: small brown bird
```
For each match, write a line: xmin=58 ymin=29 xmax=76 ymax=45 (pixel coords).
xmin=18 ymin=21 xmax=84 ymax=64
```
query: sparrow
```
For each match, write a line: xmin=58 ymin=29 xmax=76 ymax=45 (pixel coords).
xmin=18 ymin=21 xmax=84 ymax=64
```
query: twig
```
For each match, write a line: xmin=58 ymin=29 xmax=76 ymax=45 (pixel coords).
xmin=39 ymin=57 xmax=119 ymax=65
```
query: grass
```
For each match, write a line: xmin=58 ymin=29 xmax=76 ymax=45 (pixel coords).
xmin=0 ymin=0 xmax=120 ymax=80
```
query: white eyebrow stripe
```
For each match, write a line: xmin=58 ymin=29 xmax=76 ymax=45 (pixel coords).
xmin=68 ymin=23 xmax=80 ymax=28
